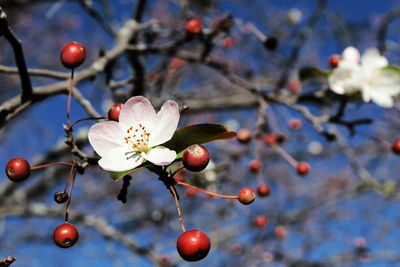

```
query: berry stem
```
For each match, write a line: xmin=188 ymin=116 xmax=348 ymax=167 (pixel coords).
xmin=176 ymin=181 xmax=238 ymax=199
xmin=70 ymin=116 xmax=107 ymax=128
xmin=255 ymin=137 xmax=265 ymax=185
xmin=64 ymin=165 xmax=75 ymax=192
xmin=66 ymin=69 xmax=75 ymax=127
xmin=31 ymin=162 xmax=74 ymax=170
xmin=271 ymin=144 xmax=298 ymax=167
xmin=170 ymin=185 xmax=186 ymax=232
xmin=65 ymin=169 xmax=77 ymax=223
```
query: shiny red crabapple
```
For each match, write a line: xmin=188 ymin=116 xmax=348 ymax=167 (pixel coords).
xmin=185 ymin=19 xmax=202 ymax=34
xmin=329 ymin=54 xmax=341 ymax=68
xmin=107 ymin=103 xmax=123 ymax=122
xmin=237 ymin=128 xmax=252 ymax=144
xmin=5 ymin=157 xmax=31 ymax=182
xmin=238 ymin=187 xmax=255 ymax=205
xmin=53 ymin=222 xmax=79 ymax=248
xmin=176 ymin=229 xmax=211 ymax=262
xmin=60 ymin=42 xmax=86 ymax=69
xmin=254 ymin=215 xmax=268 ymax=228
xmin=392 ymin=139 xmax=400 ymax=154
xmin=182 ymin=144 xmax=210 ymax=172
xmin=256 ymin=184 xmax=271 ymax=197
xmin=296 ymin=161 xmax=310 ymax=175
xmin=249 ymin=160 xmax=261 ymax=173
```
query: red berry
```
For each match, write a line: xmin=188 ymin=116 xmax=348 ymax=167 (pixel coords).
xmin=256 ymin=184 xmax=271 ymax=197
xmin=329 ymin=54 xmax=341 ymax=68
xmin=60 ymin=42 xmax=86 ymax=69
xmin=53 ymin=222 xmax=79 ymax=248
xmin=170 ymin=57 xmax=183 ymax=69
xmin=274 ymin=225 xmax=287 ymax=239
xmin=392 ymin=139 xmax=400 ymax=154
xmin=182 ymin=144 xmax=210 ymax=172
xmin=237 ymin=128 xmax=252 ymax=144
xmin=176 ymin=229 xmax=210 ymax=262
xmin=254 ymin=215 xmax=268 ymax=228
xmin=5 ymin=157 xmax=31 ymax=182
xmin=158 ymin=255 xmax=171 ymax=266
xmin=108 ymin=103 xmax=123 ymax=122
xmin=263 ymin=134 xmax=277 ymax=146
xmin=296 ymin=161 xmax=310 ymax=175
xmin=185 ymin=19 xmax=202 ymax=34
xmin=238 ymin=187 xmax=255 ymax=205
xmin=222 ymin=37 xmax=233 ymax=48
xmin=288 ymin=80 xmax=301 ymax=92
xmin=185 ymin=188 xmax=197 ymax=198
xmin=249 ymin=160 xmax=261 ymax=173
xmin=289 ymin=118 xmax=302 ymax=130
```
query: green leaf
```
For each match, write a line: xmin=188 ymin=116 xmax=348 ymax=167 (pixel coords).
xmin=109 ymin=162 xmax=152 ymax=181
xmin=163 ymin=123 xmax=236 ymax=158
xmin=299 ymin=67 xmax=330 ymax=81
xmin=382 ymin=65 xmax=400 ymax=75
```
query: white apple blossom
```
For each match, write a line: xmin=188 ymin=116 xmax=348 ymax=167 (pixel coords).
xmin=328 ymin=47 xmax=400 ymax=108
xmin=88 ymin=96 xmax=180 ymax=172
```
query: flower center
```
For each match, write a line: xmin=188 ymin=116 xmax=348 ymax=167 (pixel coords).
xmin=124 ymin=123 xmax=151 ymax=153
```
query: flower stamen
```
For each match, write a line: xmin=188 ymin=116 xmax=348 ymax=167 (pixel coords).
xmin=124 ymin=123 xmax=151 ymax=153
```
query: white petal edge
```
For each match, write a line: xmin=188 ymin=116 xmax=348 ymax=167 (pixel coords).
xmin=370 ymin=92 xmax=394 ymax=108
xmin=148 ymin=100 xmax=180 ymax=147
xmin=98 ymin=147 xmax=144 ymax=172
xmin=141 ymin=146 xmax=177 ymax=166
xmin=342 ymin=46 xmax=360 ymax=63
xmin=328 ymin=63 xmax=363 ymax=95
xmin=88 ymin=121 xmax=125 ymax=156
xmin=118 ymin=96 xmax=157 ymax=130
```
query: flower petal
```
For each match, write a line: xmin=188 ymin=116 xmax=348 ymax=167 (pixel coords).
xmin=141 ymin=146 xmax=177 ymax=166
xmin=118 ymin=96 xmax=157 ymax=130
xmin=361 ymin=49 xmax=388 ymax=77
xmin=148 ymin=100 xmax=180 ymax=147
xmin=370 ymin=91 xmax=394 ymax=108
xmin=88 ymin=121 xmax=125 ymax=156
xmin=98 ymin=148 xmax=144 ymax=172
xmin=328 ymin=61 xmax=363 ymax=95
xmin=342 ymin=46 xmax=360 ymax=63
